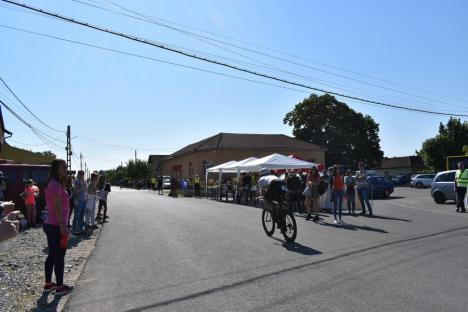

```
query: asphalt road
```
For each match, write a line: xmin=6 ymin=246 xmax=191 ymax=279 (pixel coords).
xmin=64 ymin=187 xmax=468 ymax=312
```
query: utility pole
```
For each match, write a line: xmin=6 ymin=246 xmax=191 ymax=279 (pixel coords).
xmin=80 ymin=153 xmax=83 ymax=170
xmin=65 ymin=125 xmax=72 ymax=173
xmin=85 ymin=162 xmax=88 ymax=179
xmin=135 ymin=149 xmax=137 ymax=163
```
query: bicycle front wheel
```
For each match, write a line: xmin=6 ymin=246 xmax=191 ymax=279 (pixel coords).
xmin=282 ymin=211 xmax=297 ymax=242
xmin=262 ymin=208 xmax=275 ymax=237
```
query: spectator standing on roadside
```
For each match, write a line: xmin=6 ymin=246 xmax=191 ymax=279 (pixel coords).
xmin=85 ymin=173 xmax=99 ymax=229
xmin=43 ymin=159 xmax=73 ymax=295
xmin=304 ymin=166 xmax=320 ymax=222
xmin=96 ymin=183 xmax=111 ymax=223
xmin=0 ymin=171 xmax=6 ymax=201
xmin=454 ymin=162 xmax=467 ymax=213
xmin=194 ymin=175 xmax=201 ymax=198
xmin=72 ymin=170 xmax=87 ymax=235
xmin=242 ymin=173 xmax=252 ymax=204
xmin=157 ymin=176 xmax=163 ymax=195
xmin=330 ymin=166 xmax=345 ymax=224
xmin=356 ymin=162 xmax=373 ymax=216
xmin=23 ymin=179 xmax=36 ymax=227
xmin=345 ymin=169 xmax=357 ymax=216
xmin=64 ymin=176 xmax=75 ymax=228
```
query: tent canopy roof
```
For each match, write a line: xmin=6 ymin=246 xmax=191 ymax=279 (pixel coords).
xmin=238 ymin=153 xmax=315 ymax=172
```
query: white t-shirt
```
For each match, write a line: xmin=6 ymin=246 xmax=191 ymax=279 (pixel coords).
xmin=257 ymin=175 xmax=279 ymax=190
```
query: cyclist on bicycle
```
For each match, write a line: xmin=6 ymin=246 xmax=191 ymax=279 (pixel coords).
xmin=258 ymin=168 xmax=287 ymax=230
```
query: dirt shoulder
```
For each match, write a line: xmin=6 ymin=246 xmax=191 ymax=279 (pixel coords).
xmin=0 ymin=225 xmax=102 ymax=312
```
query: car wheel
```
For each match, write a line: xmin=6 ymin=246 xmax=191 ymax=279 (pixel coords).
xmin=433 ymin=192 xmax=446 ymax=204
xmin=416 ymin=182 xmax=423 ymax=188
xmin=383 ymin=189 xmax=391 ymax=198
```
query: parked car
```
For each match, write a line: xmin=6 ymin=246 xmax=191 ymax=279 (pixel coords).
xmin=431 ymin=170 xmax=456 ymax=204
xmin=367 ymin=176 xmax=394 ymax=198
xmin=162 ymin=176 xmax=172 ymax=189
xmin=410 ymin=174 xmax=435 ymax=188
xmin=392 ymin=174 xmax=412 ymax=186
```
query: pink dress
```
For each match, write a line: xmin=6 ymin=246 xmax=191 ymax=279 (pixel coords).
xmin=44 ymin=179 xmax=70 ymax=226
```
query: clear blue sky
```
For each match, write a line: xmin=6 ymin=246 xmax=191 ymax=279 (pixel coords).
xmin=0 ymin=0 xmax=467 ymax=170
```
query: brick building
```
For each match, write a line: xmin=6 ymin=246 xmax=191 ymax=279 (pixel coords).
xmin=149 ymin=133 xmax=326 ymax=178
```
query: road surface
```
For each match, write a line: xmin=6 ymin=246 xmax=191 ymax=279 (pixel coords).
xmin=65 ymin=187 xmax=468 ymax=312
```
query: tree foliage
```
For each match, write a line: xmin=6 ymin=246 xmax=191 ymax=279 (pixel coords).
xmin=283 ymin=94 xmax=383 ymax=168
xmin=418 ymin=118 xmax=468 ymax=170
xmin=106 ymin=159 xmax=151 ymax=186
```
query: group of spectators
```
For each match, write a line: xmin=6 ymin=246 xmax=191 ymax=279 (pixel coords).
xmin=0 ymin=159 xmax=112 ymax=296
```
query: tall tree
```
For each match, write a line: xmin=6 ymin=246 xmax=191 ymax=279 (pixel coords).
xmin=283 ymin=94 xmax=383 ymax=168
xmin=418 ymin=118 xmax=468 ymax=170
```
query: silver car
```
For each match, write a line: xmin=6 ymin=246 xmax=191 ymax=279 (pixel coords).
xmin=410 ymin=174 xmax=436 ymax=188
xmin=431 ymin=170 xmax=456 ymax=204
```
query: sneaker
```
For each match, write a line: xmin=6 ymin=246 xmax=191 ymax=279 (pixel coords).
xmin=359 ymin=211 xmax=366 ymax=216
xmin=456 ymin=208 xmax=460 ymax=212
xmin=333 ymin=219 xmax=338 ymax=224
xmin=55 ymin=285 xmax=73 ymax=296
xmin=339 ymin=219 xmax=345 ymax=225
xmin=313 ymin=215 xmax=320 ymax=222
xmin=306 ymin=214 xmax=312 ymax=220
xmin=43 ymin=282 xmax=56 ymax=293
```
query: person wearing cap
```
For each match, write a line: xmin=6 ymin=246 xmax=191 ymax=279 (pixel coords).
xmin=24 ymin=179 xmax=37 ymax=227
xmin=454 ymin=162 xmax=468 ymax=213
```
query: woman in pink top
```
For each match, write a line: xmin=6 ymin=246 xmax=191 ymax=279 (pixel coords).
xmin=42 ymin=159 xmax=73 ymax=296
xmin=23 ymin=179 xmax=36 ymax=227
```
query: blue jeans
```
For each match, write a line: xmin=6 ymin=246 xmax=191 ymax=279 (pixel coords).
xmin=332 ymin=190 xmax=344 ymax=220
xmin=72 ymin=200 xmax=87 ymax=232
xmin=347 ymin=190 xmax=356 ymax=213
xmin=357 ymin=187 xmax=373 ymax=215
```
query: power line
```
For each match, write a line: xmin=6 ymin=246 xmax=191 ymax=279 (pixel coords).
xmin=3 ymin=6 xmax=463 ymax=113
xmin=74 ymin=0 xmax=468 ymax=111
xmin=75 ymin=136 xmax=178 ymax=151
xmin=2 ymin=0 xmax=466 ymax=118
xmin=3 ymin=23 xmax=462 ymax=117
xmin=0 ymin=24 xmax=312 ymax=95
xmin=0 ymin=75 xmax=65 ymax=133
xmin=95 ymin=0 xmax=467 ymax=105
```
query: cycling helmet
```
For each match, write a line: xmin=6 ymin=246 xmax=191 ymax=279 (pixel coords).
xmin=259 ymin=168 xmax=271 ymax=176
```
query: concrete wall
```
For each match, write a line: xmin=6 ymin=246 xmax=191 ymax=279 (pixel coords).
xmin=160 ymin=149 xmax=325 ymax=179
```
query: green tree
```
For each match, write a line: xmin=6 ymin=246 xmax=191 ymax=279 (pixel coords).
xmin=127 ymin=159 xmax=151 ymax=183
xmin=41 ymin=150 xmax=56 ymax=158
xmin=418 ymin=118 xmax=468 ymax=170
xmin=283 ymin=94 xmax=383 ymax=168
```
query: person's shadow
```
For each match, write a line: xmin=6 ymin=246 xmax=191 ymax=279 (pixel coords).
xmin=320 ymin=222 xmax=388 ymax=233
xmin=32 ymin=292 xmax=63 ymax=311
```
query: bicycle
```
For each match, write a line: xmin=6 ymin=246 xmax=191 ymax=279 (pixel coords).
xmin=261 ymin=204 xmax=297 ymax=242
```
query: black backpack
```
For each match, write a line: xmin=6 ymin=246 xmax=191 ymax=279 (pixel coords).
xmin=287 ymin=175 xmax=302 ymax=193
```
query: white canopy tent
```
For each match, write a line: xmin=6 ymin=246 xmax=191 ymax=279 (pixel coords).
xmin=237 ymin=153 xmax=316 ymax=172
xmin=205 ymin=160 xmax=238 ymax=198
xmin=206 ymin=160 xmax=238 ymax=173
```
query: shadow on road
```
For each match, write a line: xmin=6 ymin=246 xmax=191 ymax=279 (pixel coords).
xmin=367 ymin=215 xmax=411 ymax=222
xmin=320 ymin=222 xmax=389 ymax=233
xmin=33 ymin=292 xmax=64 ymax=312
xmin=281 ymin=242 xmax=322 ymax=255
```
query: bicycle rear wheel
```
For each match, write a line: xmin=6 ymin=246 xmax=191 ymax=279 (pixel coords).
xmin=282 ymin=211 xmax=297 ymax=242
xmin=262 ymin=208 xmax=275 ymax=237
